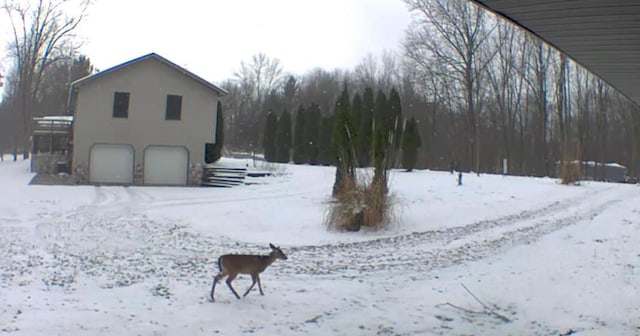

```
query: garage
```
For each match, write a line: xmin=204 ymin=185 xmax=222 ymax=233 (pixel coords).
xmin=143 ymin=146 xmax=189 ymax=185
xmin=89 ymin=144 xmax=134 ymax=184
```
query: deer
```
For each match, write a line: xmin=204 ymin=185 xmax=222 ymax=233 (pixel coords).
xmin=210 ymin=243 xmax=287 ymax=302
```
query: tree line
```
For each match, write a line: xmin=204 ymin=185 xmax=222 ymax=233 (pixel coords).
xmin=260 ymin=84 xmax=421 ymax=172
xmin=0 ymin=0 xmax=93 ymax=159
xmin=2 ymin=0 xmax=638 ymax=179
xmin=220 ymin=0 xmax=639 ymax=179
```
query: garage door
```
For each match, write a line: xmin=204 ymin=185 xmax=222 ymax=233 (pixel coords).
xmin=143 ymin=146 xmax=189 ymax=185
xmin=89 ymin=144 xmax=134 ymax=184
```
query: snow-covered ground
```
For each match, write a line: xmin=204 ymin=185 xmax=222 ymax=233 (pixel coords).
xmin=1 ymin=155 xmax=639 ymax=335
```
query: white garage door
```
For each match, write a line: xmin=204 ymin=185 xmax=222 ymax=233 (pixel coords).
xmin=144 ymin=146 xmax=189 ymax=185
xmin=89 ymin=144 xmax=134 ymax=184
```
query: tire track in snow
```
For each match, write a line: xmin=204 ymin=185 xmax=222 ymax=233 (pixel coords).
xmin=2 ymin=181 xmax=633 ymax=291
xmin=67 ymin=179 xmax=323 ymax=214
xmin=282 ymin=186 xmax=634 ymax=278
xmin=300 ymin=185 xmax=614 ymax=252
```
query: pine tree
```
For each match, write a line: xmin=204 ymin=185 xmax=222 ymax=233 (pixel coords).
xmin=305 ymin=103 xmax=321 ymax=164
xmin=263 ymin=111 xmax=278 ymax=162
xmin=292 ymin=105 xmax=306 ymax=164
xmin=359 ymin=87 xmax=374 ymax=167
xmin=402 ymin=117 xmax=421 ymax=171
xmin=275 ymin=109 xmax=292 ymax=163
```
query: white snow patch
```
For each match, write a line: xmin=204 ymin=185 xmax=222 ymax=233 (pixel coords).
xmin=1 ymin=157 xmax=639 ymax=335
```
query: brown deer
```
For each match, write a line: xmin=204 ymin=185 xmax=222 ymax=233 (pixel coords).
xmin=210 ymin=243 xmax=287 ymax=302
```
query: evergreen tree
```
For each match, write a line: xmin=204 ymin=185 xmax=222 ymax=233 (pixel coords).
xmin=276 ymin=109 xmax=292 ymax=163
xmin=351 ymin=93 xmax=363 ymax=166
xmin=388 ymin=88 xmax=403 ymax=150
xmin=263 ymin=90 xmax=282 ymax=117
xmin=292 ymin=105 xmax=306 ymax=164
xmin=216 ymin=101 xmax=224 ymax=149
xmin=318 ymin=115 xmax=334 ymax=165
xmin=37 ymin=55 xmax=94 ymax=117
xmin=263 ymin=111 xmax=278 ymax=161
xmin=206 ymin=101 xmax=224 ymax=163
xmin=282 ymin=75 xmax=298 ymax=112
xmin=359 ymin=87 xmax=375 ymax=167
xmin=332 ymin=85 xmax=356 ymax=195
xmin=305 ymin=103 xmax=321 ymax=164
xmin=402 ymin=117 xmax=421 ymax=171
xmin=373 ymin=90 xmax=388 ymax=166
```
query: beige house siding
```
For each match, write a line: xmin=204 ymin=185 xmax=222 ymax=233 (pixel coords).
xmin=72 ymin=56 xmax=222 ymax=185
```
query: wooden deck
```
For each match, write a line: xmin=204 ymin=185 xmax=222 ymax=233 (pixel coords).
xmin=201 ymin=163 xmax=273 ymax=187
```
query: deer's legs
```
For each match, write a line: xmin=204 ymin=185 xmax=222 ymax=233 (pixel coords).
xmin=211 ymin=272 xmax=226 ymax=302
xmin=257 ymin=275 xmax=264 ymax=295
xmin=243 ymin=274 xmax=258 ymax=297
xmin=226 ymin=274 xmax=241 ymax=299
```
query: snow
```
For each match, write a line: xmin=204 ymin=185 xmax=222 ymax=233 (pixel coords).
xmin=34 ymin=116 xmax=74 ymax=121
xmin=1 ymin=155 xmax=639 ymax=335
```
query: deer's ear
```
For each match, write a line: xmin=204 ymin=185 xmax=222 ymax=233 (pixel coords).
xmin=269 ymin=243 xmax=276 ymax=249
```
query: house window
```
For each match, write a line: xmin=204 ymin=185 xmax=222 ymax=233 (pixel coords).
xmin=165 ymin=94 xmax=182 ymax=120
xmin=113 ymin=92 xmax=130 ymax=118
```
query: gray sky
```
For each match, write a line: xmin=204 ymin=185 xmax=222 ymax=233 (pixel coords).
xmin=73 ymin=0 xmax=412 ymax=83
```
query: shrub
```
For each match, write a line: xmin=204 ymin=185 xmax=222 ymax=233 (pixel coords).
xmin=324 ymin=170 xmax=396 ymax=232
xmin=560 ymin=144 xmax=582 ymax=185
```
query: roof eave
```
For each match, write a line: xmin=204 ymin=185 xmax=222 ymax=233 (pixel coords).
xmin=70 ymin=52 xmax=228 ymax=96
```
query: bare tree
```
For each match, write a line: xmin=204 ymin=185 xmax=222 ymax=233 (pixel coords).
xmin=353 ymin=51 xmax=401 ymax=95
xmin=2 ymin=0 xmax=91 ymax=159
xmin=403 ymin=0 xmax=497 ymax=172
xmin=219 ymin=79 xmax=249 ymax=151
xmin=573 ymin=66 xmax=591 ymax=166
xmin=555 ymin=54 xmax=571 ymax=155
xmin=234 ymin=53 xmax=285 ymax=110
xmin=485 ymin=21 xmax=526 ymax=173
xmin=225 ymin=53 xmax=285 ymax=151
xmin=378 ymin=50 xmax=401 ymax=92
xmin=520 ymin=36 xmax=554 ymax=176
xmin=622 ymin=99 xmax=640 ymax=179
xmin=593 ymin=77 xmax=610 ymax=180
xmin=299 ymin=67 xmax=343 ymax=116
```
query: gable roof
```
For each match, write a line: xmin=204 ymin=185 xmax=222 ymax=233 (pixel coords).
xmin=71 ymin=52 xmax=228 ymax=96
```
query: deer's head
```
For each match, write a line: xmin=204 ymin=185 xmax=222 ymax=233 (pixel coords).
xmin=269 ymin=243 xmax=288 ymax=260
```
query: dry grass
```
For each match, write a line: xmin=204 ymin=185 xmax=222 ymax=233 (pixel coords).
xmin=324 ymin=170 xmax=397 ymax=232
xmin=560 ymin=160 xmax=582 ymax=185
xmin=560 ymin=144 xmax=582 ymax=185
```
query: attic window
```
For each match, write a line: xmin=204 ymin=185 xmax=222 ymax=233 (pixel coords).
xmin=113 ymin=92 xmax=130 ymax=118
xmin=165 ymin=94 xmax=182 ymax=120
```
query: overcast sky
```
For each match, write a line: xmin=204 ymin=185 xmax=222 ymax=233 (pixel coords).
xmin=65 ymin=0 xmax=412 ymax=84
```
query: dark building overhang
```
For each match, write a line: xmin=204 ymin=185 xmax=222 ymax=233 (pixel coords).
xmin=470 ymin=0 xmax=640 ymax=108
